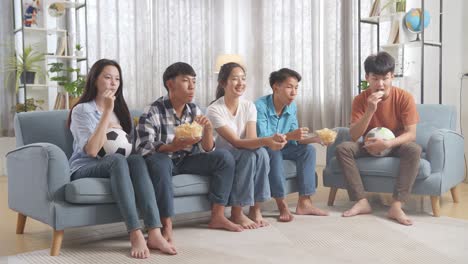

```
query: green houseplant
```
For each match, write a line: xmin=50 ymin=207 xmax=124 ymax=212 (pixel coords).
xmin=48 ymin=62 xmax=85 ymax=108
xmin=4 ymin=45 xmax=45 ymax=93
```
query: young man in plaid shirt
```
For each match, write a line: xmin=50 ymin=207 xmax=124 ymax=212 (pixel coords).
xmin=135 ymin=62 xmax=243 ymax=245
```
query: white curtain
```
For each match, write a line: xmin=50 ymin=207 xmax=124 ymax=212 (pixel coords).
xmin=0 ymin=0 xmax=15 ymax=136
xmin=0 ymin=0 xmax=357 ymax=134
xmin=260 ymin=0 xmax=357 ymax=130
xmin=86 ymin=0 xmax=215 ymax=108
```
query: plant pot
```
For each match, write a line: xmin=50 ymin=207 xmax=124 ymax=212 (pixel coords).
xmin=75 ymin=51 xmax=83 ymax=57
xmin=20 ymin=71 xmax=36 ymax=84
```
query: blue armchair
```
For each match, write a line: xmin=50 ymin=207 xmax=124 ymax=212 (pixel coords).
xmin=323 ymin=104 xmax=465 ymax=216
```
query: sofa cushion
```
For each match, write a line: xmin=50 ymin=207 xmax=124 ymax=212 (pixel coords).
xmin=65 ymin=160 xmax=298 ymax=204
xmin=65 ymin=174 xmax=212 ymax=204
xmin=172 ymin=174 xmax=210 ymax=196
xmin=65 ymin=178 xmax=114 ymax=204
xmin=328 ymin=156 xmax=431 ymax=180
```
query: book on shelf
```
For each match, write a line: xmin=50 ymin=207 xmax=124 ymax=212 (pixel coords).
xmin=387 ymin=18 xmax=400 ymax=44
xmin=55 ymin=36 xmax=67 ymax=56
xmin=369 ymin=0 xmax=380 ymax=17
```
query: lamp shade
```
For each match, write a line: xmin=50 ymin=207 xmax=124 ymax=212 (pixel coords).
xmin=214 ymin=54 xmax=244 ymax=73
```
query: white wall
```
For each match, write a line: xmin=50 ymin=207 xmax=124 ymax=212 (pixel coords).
xmin=462 ymin=0 xmax=468 ymax=179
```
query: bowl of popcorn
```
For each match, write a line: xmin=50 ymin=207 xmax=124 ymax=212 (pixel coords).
xmin=315 ymin=128 xmax=337 ymax=145
xmin=175 ymin=121 xmax=203 ymax=138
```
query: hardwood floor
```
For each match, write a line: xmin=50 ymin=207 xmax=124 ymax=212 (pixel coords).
xmin=1 ymin=170 xmax=467 ymax=257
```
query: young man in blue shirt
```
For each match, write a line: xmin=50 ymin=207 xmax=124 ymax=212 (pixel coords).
xmin=255 ymin=68 xmax=329 ymax=222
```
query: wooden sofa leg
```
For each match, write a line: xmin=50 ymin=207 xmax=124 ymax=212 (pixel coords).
xmin=50 ymin=230 xmax=64 ymax=256
xmin=430 ymin=196 xmax=441 ymax=217
xmin=328 ymin=188 xmax=338 ymax=206
xmin=16 ymin=213 xmax=27 ymax=234
xmin=450 ymin=185 xmax=460 ymax=203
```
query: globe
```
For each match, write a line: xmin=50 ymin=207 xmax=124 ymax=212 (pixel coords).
xmin=364 ymin=127 xmax=395 ymax=157
xmin=404 ymin=8 xmax=430 ymax=33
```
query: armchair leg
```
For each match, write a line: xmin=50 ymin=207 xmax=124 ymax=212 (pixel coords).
xmin=328 ymin=188 xmax=338 ymax=206
xmin=430 ymin=196 xmax=441 ymax=217
xmin=50 ymin=230 xmax=64 ymax=256
xmin=450 ymin=185 xmax=460 ymax=203
xmin=16 ymin=213 xmax=27 ymax=234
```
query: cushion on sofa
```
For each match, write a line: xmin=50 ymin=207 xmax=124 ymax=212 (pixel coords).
xmin=328 ymin=157 xmax=431 ymax=180
xmin=65 ymin=178 xmax=114 ymax=204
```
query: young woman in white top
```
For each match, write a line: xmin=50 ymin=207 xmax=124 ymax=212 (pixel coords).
xmin=206 ymin=62 xmax=286 ymax=229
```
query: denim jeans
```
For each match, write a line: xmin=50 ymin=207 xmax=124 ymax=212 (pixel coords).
xmin=145 ymin=149 xmax=236 ymax=217
xmin=228 ymin=148 xmax=271 ymax=206
xmin=267 ymin=143 xmax=317 ymax=198
xmin=71 ymin=154 xmax=162 ymax=231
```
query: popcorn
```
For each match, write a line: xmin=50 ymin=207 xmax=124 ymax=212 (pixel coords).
xmin=315 ymin=128 xmax=337 ymax=144
xmin=175 ymin=121 xmax=203 ymax=138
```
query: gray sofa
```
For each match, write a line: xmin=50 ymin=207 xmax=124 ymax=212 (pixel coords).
xmin=6 ymin=109 xmax=302 ymax=256
xmin=323 ymin=104 xmax=465 ymax=216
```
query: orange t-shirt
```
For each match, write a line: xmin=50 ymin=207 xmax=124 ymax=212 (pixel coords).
xmin=351 ymin=86 xmax=419 ymax=137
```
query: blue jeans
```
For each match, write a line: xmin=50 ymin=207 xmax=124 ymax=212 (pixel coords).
xmin=267 ymin=143 xmax=317 ymax=198
xmin=228 ymin=148 xmax=271 ymax=206
xmin=71 ymin=154 xmax=162 ymax=231
xmin=145 ymin=149 xmax=236 ymax=217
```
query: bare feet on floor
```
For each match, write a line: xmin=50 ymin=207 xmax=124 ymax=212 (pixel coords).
xmin=147 ymin=228 xmax=177 ymax=255
xmin=296 ymin=196 xmax=329 ymax=216
xmin=276 ymin=198 xmax=294 ymax=222
xmin=248 ymin=205 xmax=270 ymax=227
xmin=161 ymin=217 xmax=174 ymax=245
xmin=231 ymin=207 xmax=258 ymax=229
xmin=209 ymin=205 xmax=243 ymax=232
xmin=129 ymin=230 xmax=150 ymax=259
xmin=208 ymin=214 xmax=244 ymax=232
xmin=387 ymin=202 xmax=413 ymax=226
xmin=342 ymin=198 xmax=372 ymax=217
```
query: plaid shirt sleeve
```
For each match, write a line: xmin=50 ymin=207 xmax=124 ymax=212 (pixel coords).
xmin=135 ymin=105 xmax=164 ymax=156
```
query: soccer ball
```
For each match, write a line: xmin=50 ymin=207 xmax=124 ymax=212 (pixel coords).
xmin=97 ymin=128 xmax=133 ymax=158
xmin=365 ymin=127 xmax=395 ymax=157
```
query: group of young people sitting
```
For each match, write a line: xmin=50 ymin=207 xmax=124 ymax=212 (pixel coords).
xmin=68 ymin=51 xmax=421 ymax=258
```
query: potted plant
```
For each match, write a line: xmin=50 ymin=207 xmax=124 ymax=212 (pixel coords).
xmin=4 ymin=45 xmax=45 ymax=93
xmin=15 ymin=98 xmax=44 ymax=112
xmin=75 ymin=44 xmax=83 ymax=57
xmin=48 ymin=62 xmax=85 ymax=108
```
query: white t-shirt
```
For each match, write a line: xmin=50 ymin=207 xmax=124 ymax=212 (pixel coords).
xmin=206 ymin=96 xmax=257 ymax=150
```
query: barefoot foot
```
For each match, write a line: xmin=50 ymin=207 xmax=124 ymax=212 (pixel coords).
xmin=296 ymin=196 xmax=329 ymax=216
xmin=208 ymin=215 xmax=244 ymax=232
xmin=342 ymin=198 xmax=372 ymax=217
xmin=276 ymin=198 xmax=294 ymax=222
xmin=248 ymin=205 xmax=269 ymax=227
xmin=161 ymin=217 xmax=174 ymax=245
xmin=147 ymin=228 xmax=177 ymax=255
xmin=387 ymin=202 xmax=413 ymax=226
xmin=231 ymin=207 xmax=258 ymax=229
xmin=129 ymin=230 xmax=150 ymax=259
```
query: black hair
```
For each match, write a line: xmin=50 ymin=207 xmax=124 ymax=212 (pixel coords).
xmin=364 ymin=51 xmax=395 ymax=76
xmin=162 ymin=62 xmax=196 ymax=91
xmin=214 ymin=62 xmax=245 ymax=101
xmin=67 ymin=59 xmax=131 ymax=134
xmin=269 ymin=68 xmax=302 ymax=89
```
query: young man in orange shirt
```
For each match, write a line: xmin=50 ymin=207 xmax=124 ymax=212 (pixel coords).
xmin=336 ymin=51 xmax=422 ymax=225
